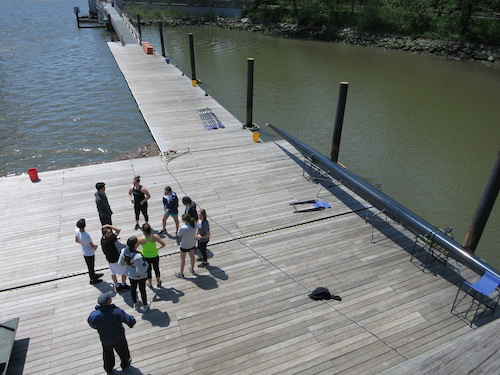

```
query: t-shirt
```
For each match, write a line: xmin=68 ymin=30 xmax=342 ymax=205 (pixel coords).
xmin=75 ymin=229 xmax=94 ymax=257
xmin=101 ymin=234 xmax=119 ymax=263
xmin=196 ymin=220 xmax=210 ymax=243
xmin=177 ymin=224 xmax=196 ymax=249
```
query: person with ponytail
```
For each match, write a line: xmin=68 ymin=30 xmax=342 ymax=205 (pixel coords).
xmin=119 ymin=236 xmax=150 ymax=311
xmin=137 ymin=223 xmax=165 ymax=288
xmin=196 ymin=209 xmax=210 ymax=268
xmin=175 ymin=213 xmax=197 ymax=278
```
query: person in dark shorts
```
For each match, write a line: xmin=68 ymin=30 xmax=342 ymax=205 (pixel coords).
xmin=95 ymin=182 xmax=113 ymax=225
xmin=175 ymin=213 xmax=197 ymax=278
xmin=160 ymin=186 xmax=179 ymax=234
xmin=127 ymin=176 xmax=151 ymax=230
xmin=101 ymin=224 xmax=130 ymax=291
xmin=88 ymin=291 xmax=136 ymax=375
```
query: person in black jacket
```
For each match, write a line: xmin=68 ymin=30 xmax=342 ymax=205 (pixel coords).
xmin=95 ymin=182 xmax=113 ymax=225
xmin=88 ymin=292 xmax=136 ymax=374
xmin=182 ymin=196 xmax=198 ymax=221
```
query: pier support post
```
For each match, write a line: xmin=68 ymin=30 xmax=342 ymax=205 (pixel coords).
xmin=463 ymin=150 xmax=500 ymax=253
xmin=74 ymin=7 xmax=80 ymax=28
xmin=330 ymin=82 xmax=349 ymax=163
xmin=189 ymin=33 xmax=197 ymax=87
xmin=136 ymin=15 xmax=142 ymax=44
xmin=159 ymin=22 xmax=166 ymax=58
xmin=245 ymin=58 xmax=255 ymax=129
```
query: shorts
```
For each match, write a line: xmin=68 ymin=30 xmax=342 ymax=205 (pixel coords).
xmin=180 ymin=247 xmax=195 ymax=253
xmin=164 ymin=212 xmax=178 ymax=217
xmin=109 ymin=262 xmax=127 ymax=276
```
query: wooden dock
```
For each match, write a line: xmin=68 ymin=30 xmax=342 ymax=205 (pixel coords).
xmin=2 ymin=42 xmax=500 ymax=375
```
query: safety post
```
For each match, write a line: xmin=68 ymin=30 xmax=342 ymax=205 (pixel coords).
xmin=330 ymin=82 xmax=349 ymax=163
xmin=158 ymin=22 xmax=166 ymax=57
xmin=463 ymin=150 xmax=500 ymax=253
xmin=246 ymin=58 xmax=255 ymax=128
xmin=74 ymin=7 xmax=80 ymax=28
xmin=189 ymin=33 xmax=197 ymax=87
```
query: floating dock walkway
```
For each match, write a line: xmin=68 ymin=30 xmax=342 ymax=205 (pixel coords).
xmin=1 ymin=37 xmax=500 ymax=374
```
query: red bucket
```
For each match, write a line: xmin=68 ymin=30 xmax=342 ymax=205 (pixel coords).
xmin=27 ymin=168 xmax=39 ymax=182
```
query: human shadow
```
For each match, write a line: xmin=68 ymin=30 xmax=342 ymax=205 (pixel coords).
xmin=141 ymin=308 xmax=170 ymax=328
xmin=206 ymin=265 xmax=228 ymax=281
xmin=187 ymin=274 xmax=218 ymax=290
xmin=6 ymin=337 xmax=30 ymax=375
xmin=152 ymin=286 xmax=184 ymax=304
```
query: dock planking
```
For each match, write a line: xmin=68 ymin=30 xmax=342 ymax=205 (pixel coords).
xmin=2 ymin=42 xmax=500 ymax=374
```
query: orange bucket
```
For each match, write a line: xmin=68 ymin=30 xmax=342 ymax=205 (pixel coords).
xmin=27 ymin=168 xmax=39 ymax=182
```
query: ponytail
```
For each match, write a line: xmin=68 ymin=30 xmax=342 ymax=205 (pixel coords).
xmin=182 ymin=213 xmax=195 ymax=228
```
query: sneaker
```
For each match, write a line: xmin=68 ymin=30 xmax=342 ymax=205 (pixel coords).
xmin=189 ymin=267 xmax=196 ymax=275
xmin=175 ymin=272 xmax=184 ymax=279
xmin=147 ymin=282 xmax=153 ymax=288
xmin=143 ymin=302 xmax=151 ymax=311
xmin=93 ymin=273 xmax=104 ymax=279
xmin=159 ymin=229 xmax=167 ymax=234
xmin=115 ymin=284 xmax=123 ymax=291
xmin=134 ymin=223 xmax=140 ymax=230
xmin=157 ymin=280 xmax=162 ymax=287
xmin=133 ymin=301 xmax=140 ymax=310
xmin=90 ymin=279 xmax=102 ymax=285
xmin=197 ymin=262 xmax=209 ymax=268
xmin=121 ymin=283 xmax=131 ymax=290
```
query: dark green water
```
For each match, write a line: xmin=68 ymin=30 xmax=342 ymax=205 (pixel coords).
xmin=141 ymin=26 xmax=500 ymax=269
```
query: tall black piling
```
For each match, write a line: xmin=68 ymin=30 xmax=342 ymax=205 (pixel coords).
xmin=463 ymin=150 xmax=500 ymax=253
xmin=74 ymin=7 xmax=80 ymax=28
xmin=136 ymin=15 xmax=142 ymax=44
xmin=246 ymin=58 xmax=255 ymax=128
xmin=189 ymin=33 xmax=197 ymax=87
xmin=330 ymin=82 xmax=349 ymax=163
xmin=158 ymin=22 xmax=166 ymax=58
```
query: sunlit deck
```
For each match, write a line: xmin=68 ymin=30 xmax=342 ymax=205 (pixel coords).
xmin=2 ymin=42 xmax=499 ymax=375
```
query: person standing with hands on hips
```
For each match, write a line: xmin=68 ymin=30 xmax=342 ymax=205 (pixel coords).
xmin=128 ymin=176 xmax=151 ymax=230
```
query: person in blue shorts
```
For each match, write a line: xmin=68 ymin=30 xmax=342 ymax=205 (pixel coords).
xmin=160 ymin=186 xmax=179 ymax=234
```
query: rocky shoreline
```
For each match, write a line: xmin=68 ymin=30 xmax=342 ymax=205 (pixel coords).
xmin=143 ymin=17 xmax=499 ymax=64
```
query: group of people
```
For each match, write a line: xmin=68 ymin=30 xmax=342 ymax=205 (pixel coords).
xmin=80 ymin=176 xmax=212 ymax=302
xmin=84 ymin=177 xmax=212 ymax=374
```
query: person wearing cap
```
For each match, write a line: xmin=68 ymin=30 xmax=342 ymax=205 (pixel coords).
xmin=88 ymin=292 xmax=136 ymax=375
xmin=95 ymin=182 xmax=113 ymax=225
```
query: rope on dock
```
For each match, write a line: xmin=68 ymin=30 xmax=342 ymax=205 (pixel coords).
xmin=164 ymin=149 xmax=410 ymax=361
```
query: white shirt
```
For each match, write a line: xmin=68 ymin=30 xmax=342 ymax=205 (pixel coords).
xmin=177 ymin=224 xmax=196 ymax=249
xmin=75 ymin=229 xmax=94 ymax=256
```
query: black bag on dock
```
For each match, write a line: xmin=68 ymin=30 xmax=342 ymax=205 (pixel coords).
xmin=308 ymin=287 xmax=342 ymax=301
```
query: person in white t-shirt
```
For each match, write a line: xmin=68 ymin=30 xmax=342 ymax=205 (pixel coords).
xmin=75 ymin=218 xmax=103 ymax=284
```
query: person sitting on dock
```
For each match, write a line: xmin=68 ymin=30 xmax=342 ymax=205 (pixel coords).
xmin=160 ymin=186 xmax=179 ymax=234
xmin=75 ymin=218 xmax=103 ymax=284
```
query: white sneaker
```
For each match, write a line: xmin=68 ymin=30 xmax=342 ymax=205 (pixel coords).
xmin=143 ymin=302 xmax=151 ymax=311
